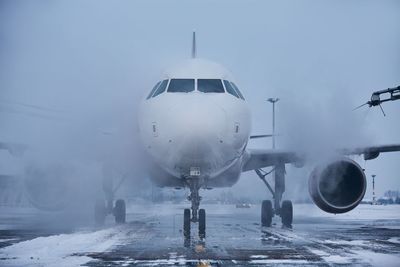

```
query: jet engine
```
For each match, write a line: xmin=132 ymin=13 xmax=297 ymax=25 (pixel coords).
xmin=308 ymin=158 xmax=366 ymax=214
xmin=24 ymin=164 xmax=74 ymax=211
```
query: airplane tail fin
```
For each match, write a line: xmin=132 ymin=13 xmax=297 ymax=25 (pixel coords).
xmin=191 ymin=31 xmax=196 ymax=58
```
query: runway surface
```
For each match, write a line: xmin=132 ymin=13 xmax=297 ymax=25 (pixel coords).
xmin=0 ymin=203 xmax=399 ymax=266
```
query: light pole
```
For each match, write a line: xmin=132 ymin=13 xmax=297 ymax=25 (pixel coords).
xmin=267 ymin=98 xmax=280 ymax=149
xmin=372 ymin=174 xmax=376 ymax=204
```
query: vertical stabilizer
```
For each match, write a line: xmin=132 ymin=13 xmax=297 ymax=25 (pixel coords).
xmin=191 ymin=31 xmax=196 ymax=58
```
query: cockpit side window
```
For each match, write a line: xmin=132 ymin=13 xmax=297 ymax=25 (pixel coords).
xmin=167 ymin=79 xmax=195 ymax=93
xmin=230 ymin=82 xmax=245 ymax=100
xmin=197 ymin=79 xmax=225 ymax=93
xmin=152 ymin=79 xmax=169 ymax=97
xmin=147 ymin=81 xmax=161 ymax=99
xmin=223 ymin=80 xmax=240 ymax=98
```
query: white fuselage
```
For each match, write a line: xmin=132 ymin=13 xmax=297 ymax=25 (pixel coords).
xmin=138 ymin=59 xmax=251 ymax=188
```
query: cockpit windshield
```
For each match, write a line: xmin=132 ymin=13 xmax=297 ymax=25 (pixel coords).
xmin=147 ymin=78 xmax=244 ymax=100
xmin=198 ymin=79 xmax=225 ymax=93
xmin=147 ymin=81 xmax=161 ymax=99
xmin=223 ymin=80 xmax=245 ymax=100
xmin=230 ymin=82 xmax=245 ymax=100
xmin=167 ymin=79 xmax=195 ymax=93
xmin=152 ymin=79 xmax=169 ymax=97
xmin=223 ymin=80 xmax=240 ymax=98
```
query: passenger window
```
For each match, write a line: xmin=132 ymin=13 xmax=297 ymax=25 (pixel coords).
xmin=167 ymin=79 xmax=195 ymax=93
xmin=223 ymin=80 xmax=240 ymax=98
xmin=198 ymin=79 xmax=225 ymax=93
xmin=230 ymin=82 xmax=245 ymax=100
xmin=147 ymin=81 xmax=161 ymax=99
xmin=152 ymin=79 xmax=169 ymax=97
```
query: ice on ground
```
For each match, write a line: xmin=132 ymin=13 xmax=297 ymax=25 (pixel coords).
xmin=388 ymin=237 xmax=400 ymax=244
xmin=323 ymin=255 xmax=351 ymax=264
xmin=250 ymin=259 xmax=308 ymax=264
xmin=0 ymin=225 xmax=128 ymax=267
xmin=295 ymin=204 xmax=400 ymax=222
xmin=308 ymin=248 xmax=351 ymax=264
xmin=352 ymin=250 xmax=400 ymax=267
xmin=323 ymin=239 xmax=368 ymax=246
xmin=250 ymin=254 xmax=269 ymax=259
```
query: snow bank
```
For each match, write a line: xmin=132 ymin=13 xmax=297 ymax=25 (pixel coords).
xmin=0 ymin=226 xmax=128 ymax=267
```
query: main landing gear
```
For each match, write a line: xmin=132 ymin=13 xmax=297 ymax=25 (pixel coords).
xmin=94 ymin=168 xmax=127 ymax=225
xmin=256 ymin=163 xmax=293 ymax=229
xmin=95 ymin=198 xmax=126 ymax=225
xmin=183 ymin=178 xmax=206 ymax=239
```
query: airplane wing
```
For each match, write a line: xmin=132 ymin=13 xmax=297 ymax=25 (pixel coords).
xmin=242 ymin=149 xmax=302 ymax=172
xmin=242 ymin=144 xmax=400 ymax=172
xmin=339 ymin=144 xmax=400 ymax=160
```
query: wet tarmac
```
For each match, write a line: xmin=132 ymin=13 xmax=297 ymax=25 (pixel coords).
xmin=0 ymin=204 xmax=399 ymax=266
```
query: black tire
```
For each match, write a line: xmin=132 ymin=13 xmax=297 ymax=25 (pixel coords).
xmin=183 ymin=209 xmax=191 ymax=238
xmin=114 ymin=199 xmax=126 ymax=224
xmin=95 ymin=199 xmax=106 ymax=225
xmin=281 ymin=200 xmax=293 ymax=228
xmin=261 ymin=200 xmax=273 ymax=227
xmin=198 ymin=209 xmax=206 ymax=238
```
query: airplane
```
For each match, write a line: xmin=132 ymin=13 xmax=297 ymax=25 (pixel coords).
xmin=9 ymin=31 xmax=393 ymax=239
xmin=90 ymin=32 xmax=396 ymax=239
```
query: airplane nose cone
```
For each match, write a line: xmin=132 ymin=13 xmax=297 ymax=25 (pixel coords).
xmin=172 ymin=101 xmax=227 ymax=139
xmin=167 ymin=98 xmax=228 ymax=174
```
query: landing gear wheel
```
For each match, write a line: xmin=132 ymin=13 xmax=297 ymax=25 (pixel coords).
xmin=281 ymin=200 xmax=293 ymax=228
xmin=261 ymin=200 xmax=273 ymax=227
xmin=198 ymin=209 xmax=206 ymax=238
xmin=183 ymin=209 xmax=191 ymax=238
xmin=94 ymin=199 xmax=106 ymax=225
xmin=113 ymin=199 xmax=126 ymax=224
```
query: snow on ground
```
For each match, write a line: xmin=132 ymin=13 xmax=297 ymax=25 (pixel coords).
xmin=323 ymin=239 xmax=369 ymax=246
xmin=0 ymin=225 xmax=128 ymax=267
xmin=352 ymin=250 xmax=400 ymax=267
xmin=307 ymin=248 xmax=351 ymax=264
xmin=388 ymin=237 xmax=400 ymax=244
xmin=0 ymin=203 xmax=399 ymax=266
xmin=249 ymin=259 xmax=309 ymax=264
xmin=295 ymin=204 xmax=400 ymax=222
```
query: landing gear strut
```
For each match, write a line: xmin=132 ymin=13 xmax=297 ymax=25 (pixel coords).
xmin=187 ymin=179 xmax=201 ymax=222
xmin=183 ymin=177 xmax=206 ymax=239
xmin=256 ymin=163 xmax=293 ymax=228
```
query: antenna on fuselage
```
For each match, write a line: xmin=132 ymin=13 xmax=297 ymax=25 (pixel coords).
xmin=191 ymin=31 xmax=197 ymax=58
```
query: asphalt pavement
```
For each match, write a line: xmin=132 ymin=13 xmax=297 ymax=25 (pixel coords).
xmin=0 ymin=203 xmax=399 ymax=266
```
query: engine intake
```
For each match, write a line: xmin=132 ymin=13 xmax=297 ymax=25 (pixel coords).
xmin=309 ymin=158 xmax=366 ymax=214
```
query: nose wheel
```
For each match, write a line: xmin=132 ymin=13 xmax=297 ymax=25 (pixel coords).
xmin=183 ymin=208 xmax=206 ymax=240
xmin=183 ymin=209 xmax=191 ymax=238
xmin=198 ymin=209 xmax=206 ymax=238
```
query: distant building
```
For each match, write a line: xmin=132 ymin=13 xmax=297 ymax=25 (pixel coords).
xmin=384 ymin=190 xmax=399 ymax=199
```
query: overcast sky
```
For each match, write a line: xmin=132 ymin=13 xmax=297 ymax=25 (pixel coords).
xmin=0 ymin=0 xmax=399 ymax=201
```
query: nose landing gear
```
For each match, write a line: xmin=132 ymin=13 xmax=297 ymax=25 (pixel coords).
xmin=183 ymin=178 xmax=206 ymax=240
xmin=256 ymin=164 xmax=293 ymax=229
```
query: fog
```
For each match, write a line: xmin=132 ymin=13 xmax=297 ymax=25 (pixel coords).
xmin=0 ymin=0 xmax=399 ymax=218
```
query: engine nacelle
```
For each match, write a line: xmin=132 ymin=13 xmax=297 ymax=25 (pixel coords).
xmin=308 ymin=158 xmax=366 ymax=214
